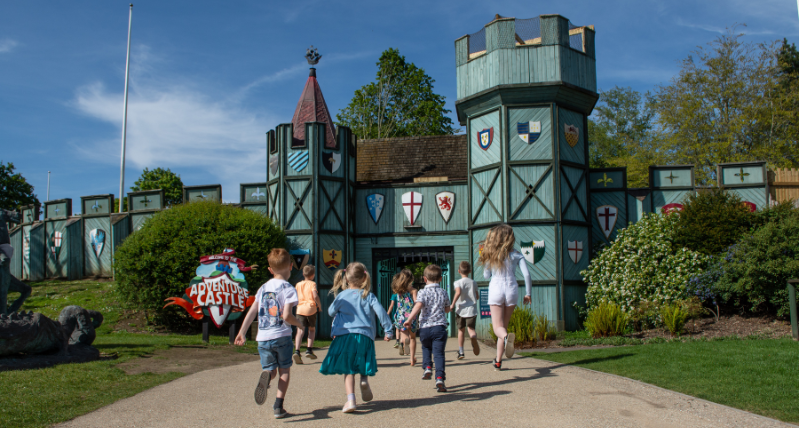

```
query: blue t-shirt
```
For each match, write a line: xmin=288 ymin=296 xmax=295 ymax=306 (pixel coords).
xmin=329 ymin=289 xmax=393 ymax=338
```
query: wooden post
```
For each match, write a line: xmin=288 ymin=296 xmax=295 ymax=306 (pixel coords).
xmin=202 ymin=317 xmax=209 ymax=343
xmin=791 ymin=282 xmax=798 ymax=340
xmin=229 ymin=319 xmax=237 ymax=345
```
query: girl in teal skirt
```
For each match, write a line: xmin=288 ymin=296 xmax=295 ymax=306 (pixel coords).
xmin=320 ymin=261 xmax=393 ymax=413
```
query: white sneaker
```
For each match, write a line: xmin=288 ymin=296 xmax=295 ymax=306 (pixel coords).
xmin=342 ymin=400 xmax=357 ymax=413
xmin=360 ymin=380 xmax=373 ymax=402
xmin=505 ymin=333 xmax=516 ymax=359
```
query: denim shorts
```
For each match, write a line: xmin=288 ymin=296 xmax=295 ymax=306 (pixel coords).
xmin=258 ymin=336 xmax=293 ymax=371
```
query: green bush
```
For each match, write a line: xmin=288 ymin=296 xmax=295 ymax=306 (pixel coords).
xmin=715 ymin=210 xmax=799 ymax=316
xmin=660 ymin=303 xmax=690 ymax=336
xmin=535 ymin=313 xmax=557 ymax=341
xmin=584 ymin=302 xmax=629 ymax=338
xmin=672 ymin=188 xmax=753 ymax=256
xmin=489 ymin=305 xmax=538 ymax=344
xmin=582 ymin=213 xmax=708 ymax=313
xmin=114 ymin=201 xmax=286 ymax=324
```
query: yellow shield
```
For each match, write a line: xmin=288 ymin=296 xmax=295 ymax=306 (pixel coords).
xmin=323 ymin=249 xmax=342 ymax=270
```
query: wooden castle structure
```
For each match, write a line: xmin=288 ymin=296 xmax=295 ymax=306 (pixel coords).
xmin=7 ymin=14 xmax=772 ymax=337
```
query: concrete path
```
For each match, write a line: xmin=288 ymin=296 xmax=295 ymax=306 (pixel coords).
xmin=59 ymin=340 xmax=794 ymax=428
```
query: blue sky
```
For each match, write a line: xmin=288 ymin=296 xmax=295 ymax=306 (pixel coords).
xmin=2 ymin=1 xmax=798 ymax=210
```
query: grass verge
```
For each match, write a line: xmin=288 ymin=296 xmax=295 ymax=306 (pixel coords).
xmin=522 ymin=337 xmax=799 ymax=423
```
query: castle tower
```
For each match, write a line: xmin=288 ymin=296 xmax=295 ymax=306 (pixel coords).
xmin=455 ymin=15 xmax=598 ymax=330
xmin=266 ymin=48 xmax=356 ymax=336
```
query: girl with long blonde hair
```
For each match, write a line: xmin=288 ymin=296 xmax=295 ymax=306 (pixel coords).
xmin=390 ymin=269 xmax=418 ymax=365
xmin=478 ymin=224 xmax=532 ymax=371
xmin=320 ymin=262 xmax=393 ymax=413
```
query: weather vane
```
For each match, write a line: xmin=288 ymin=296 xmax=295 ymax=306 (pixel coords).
xmin=305 ymin=45 xmax=322 ymax=65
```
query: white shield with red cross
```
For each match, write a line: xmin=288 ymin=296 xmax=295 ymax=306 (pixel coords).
xmin=596 ymin=205 xmax=618 ymax=239
xmin=402 ymin=191 xmax=423 ymax=226
xmin=567 ymin=240 xmax=583 ymax=264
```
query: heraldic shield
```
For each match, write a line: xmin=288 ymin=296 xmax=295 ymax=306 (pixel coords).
xmin=322 ymin=151 xmax=341 ymax=173
xmin=564 ymin=124 xmax=580 ymax=147
xmin=49 ymin=231 xmax=63 ymax=259
xmin=662 ymin=203 xmax=684 ymax=215
xmin=366 ymin=193 xmax=385 ymax=224
xmin=401 ymin=191 xmax=422 ymax=226
xmin=89 ymin=229 xmax=105 ymax=258
xmin=596 ymin=205 xmax=618 ymax=239
xmin=323 ymin=249 xmax=342 ymax=270
xmin=269 ymin=155 xmax=279 ymax=175
xmin=517 ymin=121 xmax=541 ymax=144
xmin=520 ymin=241 xmax=545 ymax=265
xmin=567 ymin=240 xmax=583 ymax=264
xmin=436 ymin=191 xmax=455 ymax=223
xmin=477 ymin=127 xmax=493 ymax=150
xmin=289 ymin=249 xmax=310 ymax=271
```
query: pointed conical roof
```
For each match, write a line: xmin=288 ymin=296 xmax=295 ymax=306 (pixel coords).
xmin=291 ymin=68 xmax=337 ymax=148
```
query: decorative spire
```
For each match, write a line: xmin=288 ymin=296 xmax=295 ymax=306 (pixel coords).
xmin=305 ymin=45 xmax=322 ymax=65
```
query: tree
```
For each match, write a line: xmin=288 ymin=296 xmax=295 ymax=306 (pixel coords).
xmin=130 ymin=167 xmax=183 ymax=207
xmin=653 ymin=26 xmax=799 ymax=184
xmin=336 ymin=48 xmax=454 ymax=139
xmin=588 ymin=87 xmax=663 ymax=187
xmin=0 ymin=161 xmax=39 ymax=211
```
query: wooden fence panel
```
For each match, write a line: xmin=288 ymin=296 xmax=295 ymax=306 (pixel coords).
xmin=770 ymin=168 xmax=799 ymax=205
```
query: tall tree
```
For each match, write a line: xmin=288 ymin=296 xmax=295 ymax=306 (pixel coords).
xmin=130 ymin=167 xmax=183 ymax=207
xmin=653 ymin=27 xmax=798 ymax=184
xmin=588 ymin=87 xmax=663 ymax=187
xmin=0 ymin=161 xmax=39 ymax=211
xmin=336 ymin=48 xmax=454 ymax=139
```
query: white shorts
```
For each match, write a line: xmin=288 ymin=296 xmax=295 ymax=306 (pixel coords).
xmin=487 ymin=284 xmax=518 ymax=307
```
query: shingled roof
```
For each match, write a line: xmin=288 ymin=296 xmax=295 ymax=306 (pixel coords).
xmin=356 ymin=134 xmax=467 ymax=183
xmin=291 ymin=68 xmax=336 ymax=148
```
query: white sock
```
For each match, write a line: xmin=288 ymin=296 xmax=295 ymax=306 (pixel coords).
xmin=459 ymin=347 xmax=464 ymax=353
xmin=347 ymin=393 xmax=356 ymax=403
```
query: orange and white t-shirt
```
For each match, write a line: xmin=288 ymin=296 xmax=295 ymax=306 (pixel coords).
xmin=295 ymin=280 xmax=320 ymax=316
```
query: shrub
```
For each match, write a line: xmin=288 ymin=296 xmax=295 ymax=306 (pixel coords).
xmin=114 ymin=201 xmax=286 ymax=324
xmin=660 ymin=303 xmax=690 ymax=336
xmin=672 ymin=188 xmax=753 ymax=256
xmin=582 ymin=213 xmax=708 ymax=313
xmin=714 ymin=211 xmax=799 ymax=316
xmin=534 ymin=313 xmax=557 ymax=341
xmin=584 ymin=302 xmax=629 ymax=338
xmin=489 ymin=305 xmax=538 ymax=344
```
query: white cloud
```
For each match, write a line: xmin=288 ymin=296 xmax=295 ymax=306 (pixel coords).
xmin=0 ymin=38 xmax=19 ymax=53
xmin=72 ymin=65 xmax=274 ymax=202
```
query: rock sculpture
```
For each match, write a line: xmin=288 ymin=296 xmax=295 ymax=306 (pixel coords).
xmin=0 ymin=305 xmax=103 ymax=358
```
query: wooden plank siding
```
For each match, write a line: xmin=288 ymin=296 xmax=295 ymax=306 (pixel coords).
xmin=354 ymin=184 xmax=468 ymax=234
xmin=591 ymin=191 xmax=627 ymax=244
xmin=28 ymin=222 xmax=46 ymax=282
xmin=83 ymin=216 xmax=112 ymax=277
xmin=45 ymin=219 xmax=68 ymax=278
xmin=769 ymin=168 xmax=799 ymax=204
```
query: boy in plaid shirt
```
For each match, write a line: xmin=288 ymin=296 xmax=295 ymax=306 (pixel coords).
xmin=404 ymin=264 xmax=451 ymax=392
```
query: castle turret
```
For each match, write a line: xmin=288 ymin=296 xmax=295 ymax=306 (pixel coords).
xmin=456 ymin=15 xmax=598 ymax=330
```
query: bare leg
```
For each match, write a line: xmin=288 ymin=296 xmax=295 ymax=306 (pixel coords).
xmin=294 ymin=326 xmax=304 ymax=352
xmin=457 ymin=327 xmax=465 ymax=349
xmin=490 ymin=305 xmax=506 ymax=362
xmin=344 ymin=374 xmax=355 ymax=395
xmin=467 ymin=326 xmax=477 ymax=339
xmin=307 ymin=327 xmax=315 ymax=349
xmin=409 ymin=331 xmax=417 ymax=366
xmin=275 ymin=368 xmax=290 ymax=399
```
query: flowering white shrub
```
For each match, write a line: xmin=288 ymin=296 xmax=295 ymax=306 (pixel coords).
xmin=582 ymin=213 xmax=708 ymax=313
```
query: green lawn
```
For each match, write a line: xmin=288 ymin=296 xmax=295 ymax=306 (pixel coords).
xmin=523 ymin=337 xmax=799 ymax=423
xmin=1 ymin=280 xmax=328 ymax=428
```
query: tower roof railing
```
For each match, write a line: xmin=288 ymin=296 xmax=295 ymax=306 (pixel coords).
xmin=466 ymin=15 xmax=591 ymax=60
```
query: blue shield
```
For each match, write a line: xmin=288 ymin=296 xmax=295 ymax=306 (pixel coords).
xmin=366 ymin=194 xmax=385 ymax=224
xmin=517 ymin=121 xmax=541 ymax=144
xmin=89 ymin=229 xmax=105 ymax=258
xmin=287 ymin=150 xmax=309 ymax=172
xmin=477 ymin=127 xmax=493 ymax=150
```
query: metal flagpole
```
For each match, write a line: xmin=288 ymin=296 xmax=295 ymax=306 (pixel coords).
xmin=118 ymin=4 xmax=133 ymax=213
xmin=47 ymin=171 xmax=50 ymax=201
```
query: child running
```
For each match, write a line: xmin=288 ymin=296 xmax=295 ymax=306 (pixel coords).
xmin=386 ymin=291 xmax=401 ymax=349
xmin=234 ymin=248 xmax=302 ymax=419
xmin=390 ymin=269 xmax=418 ymax=364
xmin=450 ymin=261 xmax=480 ymax=359
xmin=293 ymin=264 xmax=322 ymax=364
xmin=319 ymin=262 xmax=393 ymax=413
xmin=479 ymin=224 xmax=532 ymax=371
xmin=403 ymin=264 xmax=450 ymax=392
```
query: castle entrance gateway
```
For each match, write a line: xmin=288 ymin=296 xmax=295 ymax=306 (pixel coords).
xmin=372 ymin=246 xmax=454 ymax=336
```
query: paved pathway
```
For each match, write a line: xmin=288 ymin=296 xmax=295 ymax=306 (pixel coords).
xmin=59 ymin=340 xmax=794 ymax=428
